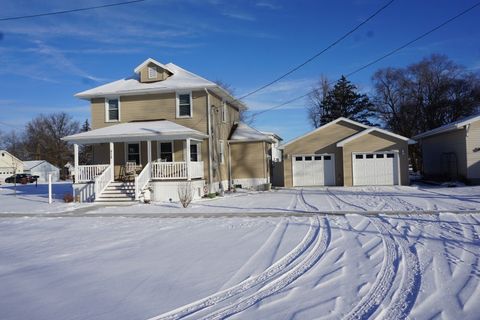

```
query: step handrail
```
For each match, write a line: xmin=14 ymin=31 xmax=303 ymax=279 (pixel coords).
xmin=135 ymin=162 xmax=151 ymax=200
xmin=94 ymin=164 xmax=113 ymax=198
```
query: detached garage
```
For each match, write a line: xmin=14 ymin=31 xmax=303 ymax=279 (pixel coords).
xmin=281 ymin=118 xmax=415 ymax=187
xmin=23 ymin=160 xmax=60 ymax=182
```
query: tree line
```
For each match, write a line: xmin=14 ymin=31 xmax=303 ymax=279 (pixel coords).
xmin=306 ymin=54 xmax=480 ymax=170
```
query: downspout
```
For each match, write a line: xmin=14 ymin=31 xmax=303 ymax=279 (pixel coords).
xmin=227 ymin=141 xmax=232 ymax=190
xmin=205 ymin=88 xmax=214 ymax=194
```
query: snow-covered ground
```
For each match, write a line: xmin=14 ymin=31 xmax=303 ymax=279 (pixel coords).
xmin=0 ymin=213 xmax=478 ymax=319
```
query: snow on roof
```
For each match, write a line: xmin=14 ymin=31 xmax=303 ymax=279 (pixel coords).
xmin=75 ymin=61 xmax=247 ymax=110
xmin=336 ymin=127 xmax=416 ymax=147
xmin=133 ymin=58 xmax=174 ymax=74
xmin=229 ymin=122 xmax=273 ymax=142
xmin=261 ymin=131 xmax=283 ymax=141
xmin=413 ymin=113 xmax=480 ymax=140
xmin=23 ymin=160 xmax=45 ymax=170
xmin=62 ymin=120 xmax=208 ymax=144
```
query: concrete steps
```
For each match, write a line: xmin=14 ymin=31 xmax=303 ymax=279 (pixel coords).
xmin=95 ymin=181 xmax=136 ymax=203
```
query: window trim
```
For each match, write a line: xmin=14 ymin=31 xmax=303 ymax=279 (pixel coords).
xmin=222 ymin=100 xmax=227 ymax=123
xmin=189 ymin=143 xmax=201 ymax=162
xmin=176 ymin=91 xmax=193 ymax=118
xmin=124 ymin=142 xmax=141 ymax=165
xmin=105 ymin=97 xmax=121 ymax=122
xmin=157 ymin=141 xmax=175 ymax=162
xmin=219 ymin=140 xmax=225 ymax=164
xmin=147 ymin=66 xmax=157 ymax=79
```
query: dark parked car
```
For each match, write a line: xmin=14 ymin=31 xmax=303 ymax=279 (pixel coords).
xmin=5 ymin=174 xmax=39 ymax=184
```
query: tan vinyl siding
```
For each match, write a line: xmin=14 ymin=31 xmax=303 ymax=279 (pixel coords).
xmin=230 ymin=141 xmax=268 ymax=180
xmin=421 ymin=129 xmax=467 ymax=179
xmin=283 ymin=121 xmax=364 ymax=187
xmin=342 ymin=131 xmax=410 ymax=186
xmin=466 ymin=120 xmax=480 ymax=181
xmin=139 ymin=62 xmax=171 ymax=83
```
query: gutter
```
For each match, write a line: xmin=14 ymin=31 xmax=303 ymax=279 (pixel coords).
xmin=205 ymin=88 xmax=214 ymax=193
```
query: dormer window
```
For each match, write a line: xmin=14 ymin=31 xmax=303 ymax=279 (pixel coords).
xmin=176 ymin=92 xmax=192 ymax=118
xmin=105 ymin=98 xmax=120 ymax=122
xmin=148 ymin=66 xmax=157 ymax=79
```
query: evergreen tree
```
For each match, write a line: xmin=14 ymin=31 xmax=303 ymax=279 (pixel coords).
xmin=317 ymin=76 xmax=374 ymax=126
xmin=79 ymin=119 xmax=92 ymax=164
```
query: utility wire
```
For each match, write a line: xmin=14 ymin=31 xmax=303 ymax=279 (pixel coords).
xmin=235 ymin=0 xmax=396 ymax=102
xmin=0 ymin=0 xmax=147 ymax=22
xmin=248 ymin=1 xmax=480 ymax=120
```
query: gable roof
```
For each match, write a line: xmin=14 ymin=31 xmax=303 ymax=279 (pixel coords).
xmin=75 ymin=60 xmax=247 ymax=110
xmin=23 ymin=160 xmax=45 ymax=170
xmin=261 ymin=131 xmax=283 ymax=141
xmin=0 ymin=150 xmax=23 ymax=165
xmin=337 ymin=127 xmax=416 ymax=147
xmin=133 ymin=58 xmax=174 ymax=74
xmin=229 ymin=122 xmax=273 ymax=143
xmin=62 ymin=120 xmax=208 ymax=144
xmin=280 ymin=117 xmax=370 ymax=149
xmin=413 ymin=113 xmax=480 ymax=140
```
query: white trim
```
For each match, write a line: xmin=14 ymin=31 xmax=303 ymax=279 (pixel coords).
xmin=187 ymin=141 xmax=201 ymax=162
xmin=280 ymin=117 xmax=370 ymax=149
xmin=157 ymin=141 xmax=174 ymax=162
xmin=351 ymin=150 xmax=400 ymax=186
xmin=222 ymin=100 xmax=227 ymax=123
xmin=147 ymin=66 xmax=157 ymax=79
xmin=176 ymin=91 xmax=193 ymax=118
xmin=413 ymin=113 xmax=480 ymax=139
xmin=105 ymin=97 xmax=121 ymax=122
xmin=133 ymin=58 xmax=174 ymax=74
xmin=337 ymin=127 xmax=415 ymax=147
xmin=219 ymin=140 xmax=225 ymax=164
xmin=124 ymin=142 xmax=141 ymax=165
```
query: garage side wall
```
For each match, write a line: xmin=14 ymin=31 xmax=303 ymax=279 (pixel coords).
xmin=230 ymin=141 xmax=268 ymax=187
xmin=283 ymin=122 xmax=364 ymax=187
xmin=466 ymin=120 xmax=480 ymax=183
xmin=342 ymin=132 xmax=410 ymax=186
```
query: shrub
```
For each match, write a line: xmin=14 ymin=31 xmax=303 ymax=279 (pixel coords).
xmin=178 ymin=182 xmax=193 ymax=208
xmin=63 ymin=193 xmax=74 ymax=203
xmin=207 ymin=193 xmax=217 ymax=199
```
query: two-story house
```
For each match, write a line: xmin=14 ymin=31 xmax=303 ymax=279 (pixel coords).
xmin=63 ymin=58 xmax=276 ymax=202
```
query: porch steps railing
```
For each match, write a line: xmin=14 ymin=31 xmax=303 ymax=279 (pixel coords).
xmin=135 ymin=162 xmax=151 ymax=200
xmin=77 ymin=164 xmax=109 ymax=183
xmin=94 ymin=164 xmax=113 ymax=198
xmin=151 ymin=161 xmax=204 ymax=180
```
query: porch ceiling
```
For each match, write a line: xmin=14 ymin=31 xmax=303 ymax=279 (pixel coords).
xmin=62 ymin=120 xmax=208 ymax=144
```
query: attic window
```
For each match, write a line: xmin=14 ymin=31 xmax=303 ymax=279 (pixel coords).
xmin=148 ymin=66 xmax=157 ymax=79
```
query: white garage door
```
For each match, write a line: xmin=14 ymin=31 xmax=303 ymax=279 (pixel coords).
xmin=352 ymin=152 xmax=399 ymax=186
xmin=292 ymin=154 xmax=335 ymax=186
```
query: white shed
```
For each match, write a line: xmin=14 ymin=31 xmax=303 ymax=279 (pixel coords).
xmin=23 ymin=160 xmax=60 ymax=182
xmin=0 ymin=150 xmax=24 ymax=183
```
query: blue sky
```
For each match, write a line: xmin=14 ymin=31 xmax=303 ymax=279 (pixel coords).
xmin=0 ymin=0 xmax=479 ymax=142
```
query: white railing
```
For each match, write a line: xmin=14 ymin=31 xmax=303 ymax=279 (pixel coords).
xmin=94 ymin=164 xmax=113 ymax=198
xmin=77 ymin=164 xmax=109 ymax=182
xmin=135 ymin=162 xmax=151 ymax=200
xmin=151 ymin=161 xmax=204 ymax=180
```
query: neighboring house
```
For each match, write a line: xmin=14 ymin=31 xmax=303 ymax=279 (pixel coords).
xmin=63 ymin=58 xmax=274 ymax=202
xmin=23 ymin=160 xmax=60 ymax=182
xmin=228 ymin=122 xmax=274 ymax=189
xmin=280 ymin=117 xmax=415 ymax=187
xmin=262 ymin=131 xmax=283 ymax=162
xmin=0 ymin=150 xmax=24 ymax=183
xmin=413 ymin=113 xmax=480 ymax=184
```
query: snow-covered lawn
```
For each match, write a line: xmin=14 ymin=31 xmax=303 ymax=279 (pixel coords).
xmin=0 ymin=213 xmax=478 ymax=319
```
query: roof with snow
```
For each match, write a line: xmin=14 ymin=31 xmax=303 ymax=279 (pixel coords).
xmin=23 ymin=160 xmax=59 ymax=170
xmin=75 ymin=59 xmax=246 ymax=110
xmin=413 ymin=113 xmax=480 ymax=140
xmin=62 ymin=120 xmax=208 ymax=144
xmin=229 ymin=122 xmax=274 ymax=143
xmin=336 ymin=127 xmax=416 ymax=146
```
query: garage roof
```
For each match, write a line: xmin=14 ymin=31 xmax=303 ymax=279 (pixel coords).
xmin=336 ymin=127 xmax=416 ymax=146
xmin=412 ymin=113 xmax=480 ymax=140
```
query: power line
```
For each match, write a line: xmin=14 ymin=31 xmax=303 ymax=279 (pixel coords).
xmin=249 ymin=1 xmax=480 ymax=120
xmin=235 ymin=0 xmax=396 ymax=102
xmin=0 ymin=0 xmax=147 ymax=22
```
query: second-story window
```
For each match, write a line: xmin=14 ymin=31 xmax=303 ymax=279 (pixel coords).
xmin=148 ymin=66 xmax=157 ymax=79
xmin=106 ymin=98 xmax=119 ymax=122
xmin=177 ymin=92 xmax=192 ymax=118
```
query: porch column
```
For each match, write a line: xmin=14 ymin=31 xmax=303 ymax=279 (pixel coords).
xmin=186 ymin=138 xmax=191 ymax=181
xmin=73 ymin=143 xmax=79 ymax=183
xmin=147 ymin=140 xmax=152 ymax=163
xmin=109 ymin=142 xmax=114 ymax=167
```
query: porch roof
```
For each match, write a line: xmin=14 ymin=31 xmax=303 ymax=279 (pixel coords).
xmin=62 ymin=120 xmax=208 ymax=144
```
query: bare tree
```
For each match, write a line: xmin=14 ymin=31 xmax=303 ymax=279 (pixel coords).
xmin=178 ymin=181 xmax=193 ymax=208
xmin=214 ymin=79 xmax=251 ymax=124
xmin=306 ymin=75 xmax=331 ymax=128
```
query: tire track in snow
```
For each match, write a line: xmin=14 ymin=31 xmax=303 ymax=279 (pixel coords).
xmin=149 ymin=216 xmax=320 ymax=320
xmin=198 ymin=216 xmax=330 ymax=320
xmin=343 ymin=217 xmax=399 ymax=320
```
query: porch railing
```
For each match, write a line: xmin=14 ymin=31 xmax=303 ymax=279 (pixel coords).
xmin=94 ymin=164 xmax=113 ymax=197
xmin=77 ymin=164 xmax=110 ymax=182
xmin=135 ymin=162 xmax=151 ymax=200
xmin=151 ymin=161 xmax=204 ymax=180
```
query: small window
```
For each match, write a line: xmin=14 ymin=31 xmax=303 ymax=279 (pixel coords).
xmin=190 ymin=144 xmax=199 ymax=162
xmin=355 ymin=154 xmax=363 ymax=159
xmin=177 ymin=93 xmax=192 ymax=118
xmin=219 ymin=140 xmax=225 ymax=164
xmin=324 ymin=155 xmax=331 ymax=160
xmin=376 ymin=154 xmax=384 ymax=158
xmin=222 ymin=101 xmax=227 ymax=122
xmin=148 ymin=66 xmax=157 ymax=79
xmin=314 ymin=156 xmax=322 ymax=160
xmin=387 ymin=153 xmax=395 ymax=158
xmin=159 ymin=142 xmax=173 ymax=162
xmin=127 ymin=143 xmax=140 ymax=165
xmin=106 ymin=98 xmax=119 ymax=121
xmin=366 ymin=154 xmax=374 ymax=159
xmin=305 ymin=156 xmax=312 ymax=161
xmin=295 ymin=156 xmax=303 ymax=161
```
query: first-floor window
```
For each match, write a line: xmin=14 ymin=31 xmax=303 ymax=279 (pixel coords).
xmin=190 ymin=144 xmax=199 ymax=161
xmin=106 ymin=98 xmax=119 ymax=121
xmin=127 ymin=143 xmax=140 ymax=165
xmin=159 ymin=142 xmax=173 ymax=162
